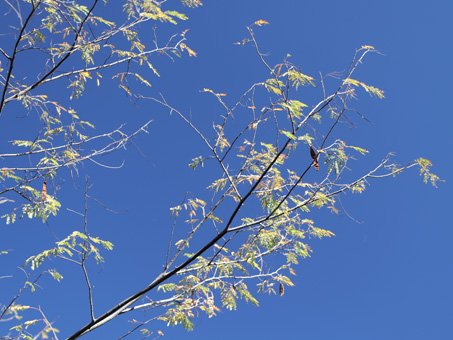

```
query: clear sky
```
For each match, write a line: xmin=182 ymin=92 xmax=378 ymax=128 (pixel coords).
xmin=1 ymin=1 xmax=451 ymax=340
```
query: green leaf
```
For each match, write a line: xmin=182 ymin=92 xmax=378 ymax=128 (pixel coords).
xmin=281 ymin=130 xmax=296 ymax=140
xmin=189 ymin=156 xmax=204 ymax=170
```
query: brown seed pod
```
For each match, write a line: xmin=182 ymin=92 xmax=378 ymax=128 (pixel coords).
xmin=279 ymin=283 xmax=284 ymax=296
xmin=310 ymin=146 xmax=319 ymax=171
xmin=42 ymin=179 xmax=47 ymax=201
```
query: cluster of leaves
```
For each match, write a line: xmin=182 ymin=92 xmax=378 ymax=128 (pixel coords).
xmin=2 ymin=184 xmax=61 ymax=224
xmin=416 ymin=158 xmax=442 ymax=187
xmin=1 ymin=0 xmax=198 ymax=225
xmin=23 ymin=230 xmax=113 ymax=271
xmin=8 ymin=304 xmax=60 ymax=340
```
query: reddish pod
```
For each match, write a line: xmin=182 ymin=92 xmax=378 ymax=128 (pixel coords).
xmin=310 ymin=146 xmax=319 ymax=171
xmin=42 ymin=179 xmax=47 ymax=201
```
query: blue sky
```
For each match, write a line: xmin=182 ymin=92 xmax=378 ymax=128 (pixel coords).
xmin=1 ymin=1 xmax=451 ymax=339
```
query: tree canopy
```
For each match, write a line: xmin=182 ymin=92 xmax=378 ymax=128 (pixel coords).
xmin=0 ymin=1 xmax=442 ymax=340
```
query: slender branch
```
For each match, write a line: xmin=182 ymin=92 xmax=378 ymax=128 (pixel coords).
xmin=164 ymin=193 xmax=187 ymax=271
xmin=0 ymin=121 xmax=152 ymax=197
xmin=0 ymin=269 xmax=44 ymax=321
xmin=81 ymin=178 xmax=95 ymax=321
xmin=1 ymin=0 xmax=101 ymax=113
xmin=142 ymin=95 xmax=242 ymax=200
xmin=0 ymin=47 xmax=11 ymax=60
xmin=0 ymin=1 xmax=37 ymax=114
xmin=37 ymin=306 xmax=59 ymax=340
